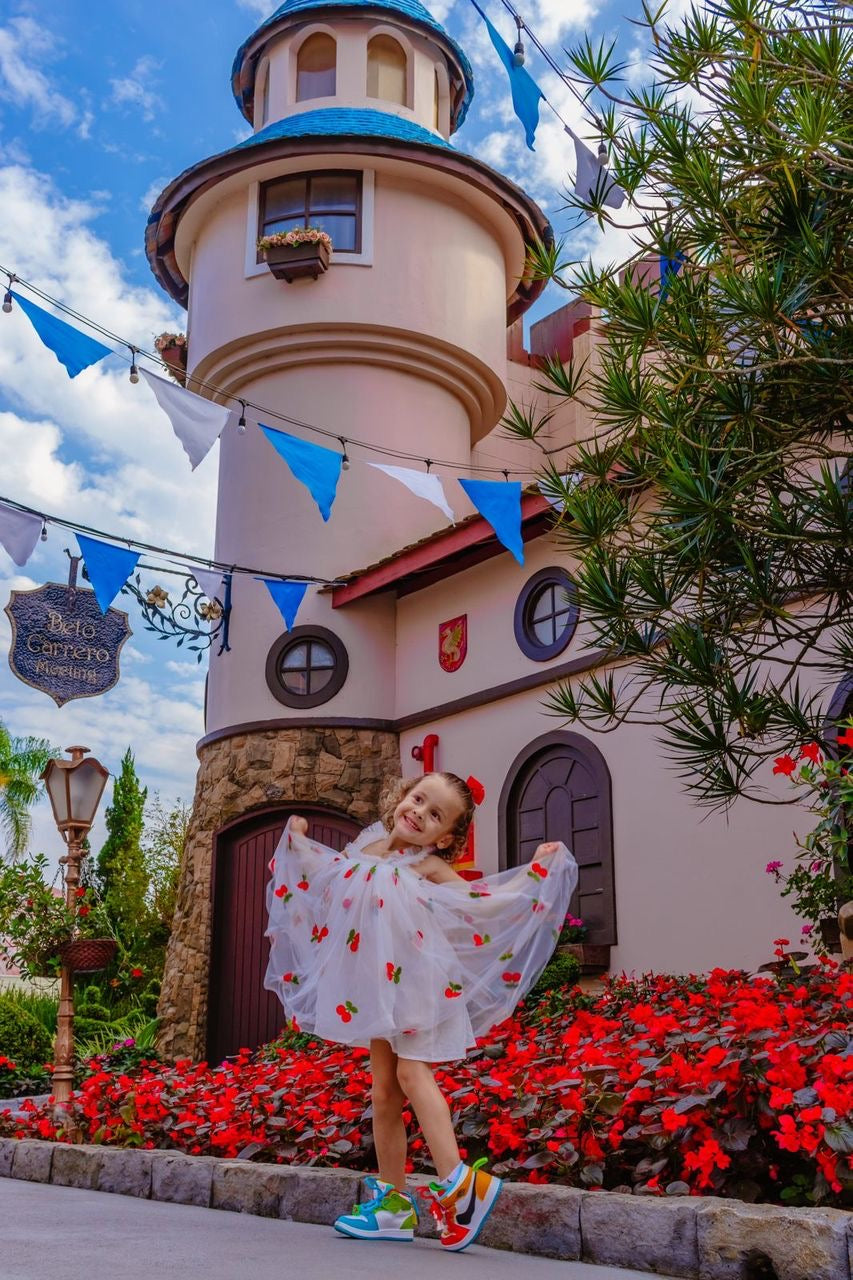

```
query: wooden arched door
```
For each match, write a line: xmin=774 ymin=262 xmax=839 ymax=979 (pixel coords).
xmin=499 ymin=731 xmax=616 ymax=945
xmin=207 ymin=805 xmax=360 ymax=1065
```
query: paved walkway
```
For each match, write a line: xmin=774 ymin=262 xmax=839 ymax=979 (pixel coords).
xmin=1 ymin=1181 xmax=680 ymax=1280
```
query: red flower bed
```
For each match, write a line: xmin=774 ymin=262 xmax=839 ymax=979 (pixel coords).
xmin=2 ymin=968 xmax=850 ymax=1206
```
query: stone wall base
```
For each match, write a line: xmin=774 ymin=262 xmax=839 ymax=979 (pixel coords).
xmin=1 ymin=1140 xmax=850 ymax=1280
xmin=156 ymin=725 xmax=400 ymax=1062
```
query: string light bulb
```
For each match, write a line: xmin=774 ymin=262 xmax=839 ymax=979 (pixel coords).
xmin=597 ymin=139 xmax=609 ymax=164
xmin=512 ymin=16 xmax=525 ymax=65
xmin=2 ymin=289 xmax=11 ymax=314
xmin=238 ymin=401 xmax=247 ymax=435
xmin=339 ymin=437 xmax=350 ymax=470
xmin=40 ymin=522 xmax=48 ymax=542
xmin=129 ymin=347 xmax=139 ymax=384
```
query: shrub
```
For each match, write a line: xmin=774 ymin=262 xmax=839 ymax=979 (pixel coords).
xmin=0 ymin=997 xmax=53 ymax=1072
xmin=526 ymin=950 xmax=581 ymax=1005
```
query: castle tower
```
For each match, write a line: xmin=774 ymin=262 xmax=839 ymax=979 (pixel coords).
xmin=146 ymin=0 xmax=551 ymax=1060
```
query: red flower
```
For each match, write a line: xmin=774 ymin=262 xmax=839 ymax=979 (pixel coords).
xmin=772 ymin=754 xmax=796 ymax=776
xmin=837 ymin=726 xmax=853 ymax=749
xmin=77 ymin=905 xmax=90 ymax=917
xmin=130 ymin=968 xmax=143 ymax=979
xmin=274 ymin=884 xmax=290 ymax=899
xmin=297 ymin=879 xmax=309 ymax=891
xmin=347 ymin=930 xmax=360 ymax=953
xmin=799 ymin=741 xmax=822 ymax=764
xmin=75 ymin=887 xmax=86 ymax=898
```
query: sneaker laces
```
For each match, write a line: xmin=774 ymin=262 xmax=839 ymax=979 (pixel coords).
xmin=417 ymin=1158 xmax=490 ymax=1232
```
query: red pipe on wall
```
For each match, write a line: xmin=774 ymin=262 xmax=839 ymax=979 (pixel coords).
xmin=411 ymin=733 xmax=439 ymax=774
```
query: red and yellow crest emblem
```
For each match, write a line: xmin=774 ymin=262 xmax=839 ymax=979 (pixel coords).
xmin=438 ymin=614 xmax=467 ymax=672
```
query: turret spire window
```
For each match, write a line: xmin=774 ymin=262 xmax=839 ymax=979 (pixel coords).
xmin=296 ymin=33 xmax=336 ymax=101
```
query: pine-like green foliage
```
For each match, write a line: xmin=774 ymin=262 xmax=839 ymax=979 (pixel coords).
xmin=95 ymin=749 xmax=148 ymax=940
xmin=508 ymin=0 xmax=852 ymax=808
xmin=0 ymin=720 xmax=55 ymax=860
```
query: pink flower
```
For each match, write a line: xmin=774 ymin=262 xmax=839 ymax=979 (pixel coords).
xmin=765 ymin=861 xmax=783 ymax=874
xmin=810 ymin=861 xmax=824 ymax=873
xmin=801 ymin=925 xmax=813 ymax=936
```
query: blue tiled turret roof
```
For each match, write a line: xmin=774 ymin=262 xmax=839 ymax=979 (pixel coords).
xmin=231 ymin=106 xmax=453 ymax=153
xmin=232 ymin=0 xmax=474 ymax=130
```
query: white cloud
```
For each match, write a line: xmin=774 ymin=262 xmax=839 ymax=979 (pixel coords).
xmin=0 ymin=17 xmax=87 ymax=136
xmin=109 ymin=56 xmax=163 ymax=122
xmin=237 ymin=0 xmax=274 ymax=17
xmin=0 ymin=158 xmax=218 ymax=872
xmin=140 ymin=175 xmax=169 ymax=213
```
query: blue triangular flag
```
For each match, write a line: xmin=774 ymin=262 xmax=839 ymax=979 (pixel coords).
xmin=257 ymin=578 xmax=309 ymax=631
xmin=458 ymin=477 xmax=524 ymax=564
xmin=659 ymin=250 xmax=686 ymax=302
xmin=12 ymin=292 xmax=112 ymax=378
xmin=471 ymin=1 xmax=544 ymax=150
xmin=259 ymin=424 xmax=342 ymax=522
xmin=75 ymin=533 xmax=140 ymax=614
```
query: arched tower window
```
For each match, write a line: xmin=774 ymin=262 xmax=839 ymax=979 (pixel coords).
xmin=367 ymin=35 xmax=407 ymax=105
xmin=296 ymin=33 xmax=336 ymax=101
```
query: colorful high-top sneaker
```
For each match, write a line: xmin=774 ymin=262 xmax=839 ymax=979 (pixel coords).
xmin=333 ymin=1176 xmax=418 ymax=1241
xmin=428 ymin=1158 xmax=502 ymax=1252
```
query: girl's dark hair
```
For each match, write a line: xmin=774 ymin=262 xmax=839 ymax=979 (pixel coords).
xmin=379 ymin=771 xmax=476 ymax=861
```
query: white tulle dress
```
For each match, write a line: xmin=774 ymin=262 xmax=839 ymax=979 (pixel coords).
xmin=263 ymin=819 xmax=578 ymax=1062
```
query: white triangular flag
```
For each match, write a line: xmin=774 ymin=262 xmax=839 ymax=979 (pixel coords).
xmin=0 ymin=502 xmax=42 ymax=566
xmin=538 ymin=472 xmax=583 ymax=511
xmin=141 ymin=369 xmax=232 ymax=470
xmin=190 ymin=566 xmax=225 ymax=602
xmin=368 ymin=463 xmax=455 ymax=523
xmin=566 ymin=128 xmax=626 ymax=211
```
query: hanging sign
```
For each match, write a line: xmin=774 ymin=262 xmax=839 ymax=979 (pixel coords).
xmin=5 ymin=576 xmax=132 ymax=707
xmin=438 ymin=614 xmax=467 ymax=673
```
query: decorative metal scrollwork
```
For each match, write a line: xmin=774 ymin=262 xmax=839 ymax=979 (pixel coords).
xmin=118 ymin=571 xmax=232 ymax=658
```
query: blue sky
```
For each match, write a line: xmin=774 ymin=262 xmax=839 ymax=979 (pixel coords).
xmin=0 ymin=0 xmax=656 ymax=874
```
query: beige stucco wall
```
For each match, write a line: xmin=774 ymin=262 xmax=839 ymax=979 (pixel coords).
xmin=391 ymin=541 xmax=815 ymax=975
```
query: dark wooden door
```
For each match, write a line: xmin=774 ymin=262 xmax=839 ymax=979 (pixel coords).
xmin=501 ymin=732 xmax=616 ymax=945
xmin=207 ymin=805 xmax=360 ymax=1065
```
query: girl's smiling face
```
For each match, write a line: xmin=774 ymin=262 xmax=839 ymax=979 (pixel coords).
xmin=390 ymin=774 xmax=464 ymax=851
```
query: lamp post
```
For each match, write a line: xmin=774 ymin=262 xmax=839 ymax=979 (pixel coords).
xmin=41 ymin=746 xmax=109 ymax=1129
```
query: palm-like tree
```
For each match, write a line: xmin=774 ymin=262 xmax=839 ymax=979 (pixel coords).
xmin=0 ymin=720 xmax=56 ymax=860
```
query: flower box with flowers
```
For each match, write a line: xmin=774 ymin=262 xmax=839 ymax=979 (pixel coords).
xmin=154 ymin=332 xmax=187 ymax=385
xmin=257 ymin=229 xmax=332 ymax=282
xmin=556 ymin=913 xmax=610 ymax=973
xmin=4 ymin=964 xmax=849 ymax=1210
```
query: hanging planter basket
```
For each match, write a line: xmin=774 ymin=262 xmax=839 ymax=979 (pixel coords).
xmin=58 ymin=937 xmax=117 ymax=973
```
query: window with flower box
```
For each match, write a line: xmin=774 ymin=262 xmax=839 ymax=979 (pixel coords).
xmin=257 ymin=171 xmax=362 ymax=259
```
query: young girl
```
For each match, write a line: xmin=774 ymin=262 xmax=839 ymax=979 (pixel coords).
xmin=264 ymin=771 xmax=577 ymax=1252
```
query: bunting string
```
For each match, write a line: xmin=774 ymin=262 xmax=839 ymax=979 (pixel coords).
xmin=0 ymin=495 xmax=341 ymax=587
xmin=0 ymin=266 xmax=536 ymax=479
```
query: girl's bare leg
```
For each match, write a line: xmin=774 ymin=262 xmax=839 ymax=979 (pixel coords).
xmin=395 ymin=1058 xmax=461 ymax=1181
xmin=369 ymin=1039 xmax=408 ymax=1191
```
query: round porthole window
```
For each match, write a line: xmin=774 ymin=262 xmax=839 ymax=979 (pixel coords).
xmin=514 ymin=567 xmax=579 ymax=662
xmin=265 ymin=626 xmax=349 ymax=708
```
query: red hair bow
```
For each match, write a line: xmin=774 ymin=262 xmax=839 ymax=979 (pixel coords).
xmin=466 ymin=775 xmax=486 ymax=805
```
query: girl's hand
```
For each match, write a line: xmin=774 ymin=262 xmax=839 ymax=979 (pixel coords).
xmin=290 ymin=816 xmax=309 ymax=836
xmin=534 ymin=841 xmax=559 ymax=857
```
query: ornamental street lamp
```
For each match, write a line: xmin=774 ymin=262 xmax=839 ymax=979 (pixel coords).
xmin=41 ymin=746 xmax=109 ymax=1127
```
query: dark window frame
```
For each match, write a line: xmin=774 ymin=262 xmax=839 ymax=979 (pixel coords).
xmin=265 ymin=625 xmax=349 ymax=709
xmin=514 ymin=566 xmax=579 ymax=662
xmin=257 ymin=171 xmax=362 ymax=259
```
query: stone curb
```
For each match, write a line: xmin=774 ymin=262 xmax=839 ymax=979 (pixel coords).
xmin=0 ymin=1138 xmax=850 ymax=1279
